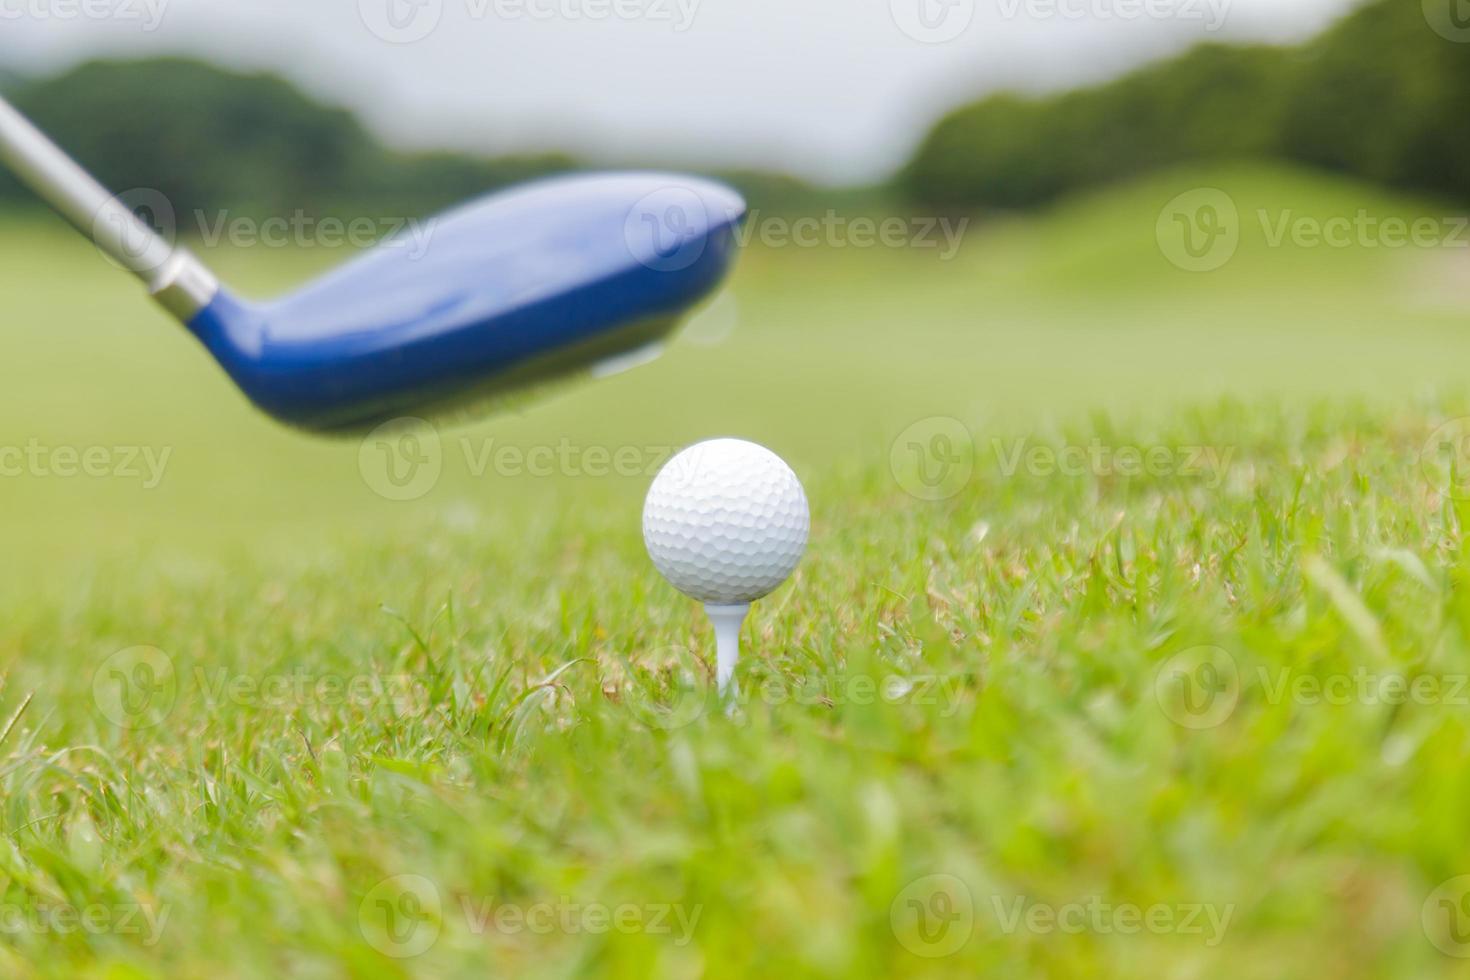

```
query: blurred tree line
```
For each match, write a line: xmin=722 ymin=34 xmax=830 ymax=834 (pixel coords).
xmin=3 ymin=0 xmax=1459 ymax=222
xmin=0 ymin=58 xmax=581 ymax=218
xmin=901 ymin=0 xmax=1470 ymax=210
xmin=0 ymin=57 xmax=831 ymax=219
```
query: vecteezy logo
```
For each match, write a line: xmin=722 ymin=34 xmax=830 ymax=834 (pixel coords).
xmin=1424 ymin=0 xmax=1470 ymax=42
xmin=890 ymin=0 xmax=975 ymax=43
xmin=624 ymin=186 xmax=711 ymax=273
xmin=359 ymin=0 xmax=444 ymax=43
xmin=1424 ymin=876 xmax=1470 ymax=957
xmin=92 ymin=646 xmax=177 ymax=730
xmin=1154 ymin=646 xmax=1240 ymax=730
xmin=1421 ymin=418 xmax=1470 ymax=501
xmin=359 ymin=875 xmax=443 ymax=958
xmin=890 ymin=417 xmax=975 ymax=501
xmin=359 ymin=417 xmax=443 ymax=501
xmin=93 ymin=188 xmax=176 ymax=274
xmin=890 ymin=875 xmax=974 ymax=957
xmin=623 ymin=645 xmax=713 ymax=732
xmin=1157 ymin=189 xmax=1240 ymax=272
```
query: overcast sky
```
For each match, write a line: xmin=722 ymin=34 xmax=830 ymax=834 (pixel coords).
xmin=0 ymin=0 xmax=1362 ymax=182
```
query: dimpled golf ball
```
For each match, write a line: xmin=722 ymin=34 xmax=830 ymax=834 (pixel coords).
xmin=643 ymin=439 xmax=810 ymax=605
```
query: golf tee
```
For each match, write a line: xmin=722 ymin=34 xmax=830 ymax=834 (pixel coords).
xmin=704 ymin=603 xmax=750 ymax=697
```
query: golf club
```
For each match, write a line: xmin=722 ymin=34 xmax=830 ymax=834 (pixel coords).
xmin=0 ymin=95 xmax=746 ymax=434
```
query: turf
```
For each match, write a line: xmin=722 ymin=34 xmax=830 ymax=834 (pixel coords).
xmin=1 ymin=163 xmax=1470 ymax=976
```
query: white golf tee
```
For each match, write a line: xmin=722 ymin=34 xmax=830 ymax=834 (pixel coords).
xmin=704 ymin=603 xmax=750 ymax=697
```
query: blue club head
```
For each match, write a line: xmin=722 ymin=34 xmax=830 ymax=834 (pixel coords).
xmin=185 ymin=173 xmax=746 ymax=434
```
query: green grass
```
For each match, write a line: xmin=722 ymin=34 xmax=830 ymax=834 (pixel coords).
xmin=1 ymin=163 xmax=1470 ymax=976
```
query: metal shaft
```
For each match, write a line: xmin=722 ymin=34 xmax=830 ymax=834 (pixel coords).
xmin=0 ymin=94 xmax=218 ymax=321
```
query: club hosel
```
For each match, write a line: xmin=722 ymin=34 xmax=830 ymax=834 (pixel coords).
xmin=147 ymin=248 xmax=220 ymax=323
xmin=0 ymin=95 xmax=218 ymax=323
xmin=704 ymin=603 xmax=751 ymax=697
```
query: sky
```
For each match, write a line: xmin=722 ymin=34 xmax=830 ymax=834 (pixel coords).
xmin=0 ymin=0 xmax=1363 ymax=182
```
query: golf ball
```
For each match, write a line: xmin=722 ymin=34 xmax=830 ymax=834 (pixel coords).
xmin=643 ymin=439 xmax=810 ymax=605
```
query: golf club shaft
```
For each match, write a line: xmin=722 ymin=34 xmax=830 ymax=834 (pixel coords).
xmin=0 ymin=95 xmax=217 ymax=320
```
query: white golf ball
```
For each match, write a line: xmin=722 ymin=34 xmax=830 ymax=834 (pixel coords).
xmin=643 ymin=439 xmax=810 ymax=605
